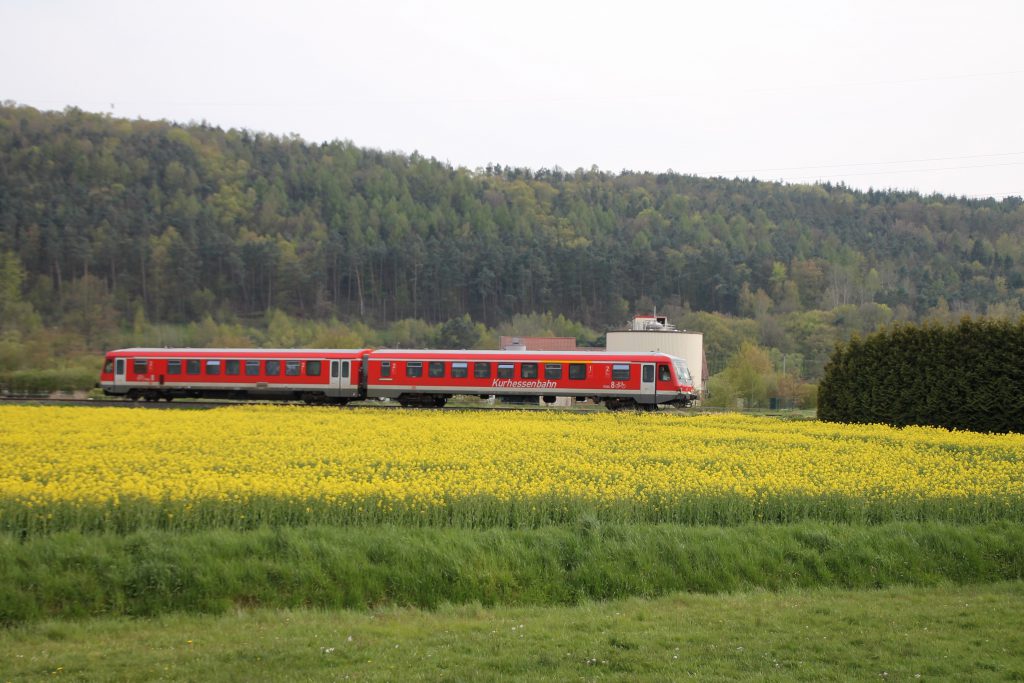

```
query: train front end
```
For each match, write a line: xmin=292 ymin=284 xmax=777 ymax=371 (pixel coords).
xmin=97 ymin=352 xmax=124 ymax=396
xmin=669 ymin=356 xmax=699 ymax=407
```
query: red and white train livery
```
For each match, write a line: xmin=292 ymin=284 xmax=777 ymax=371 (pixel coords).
xmin=99 ymin=347 xmax=698 ymax=410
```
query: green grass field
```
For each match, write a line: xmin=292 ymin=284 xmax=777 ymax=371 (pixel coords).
xmin=2 ymin=407 xmax=1021 ymax=679
xmin=2 ymin=522 xmax=1022 ymax=623
xmin=3 ymin=582 xmax=1022 ymax=681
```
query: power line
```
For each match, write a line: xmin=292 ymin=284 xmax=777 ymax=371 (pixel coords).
xmin=739 ymin=68 xmax=1024 ymax=94
xmin=778 ymin=161 xmax=1024 ymax=182
xmin=718 ymin=151 xmax=1024 ymax=175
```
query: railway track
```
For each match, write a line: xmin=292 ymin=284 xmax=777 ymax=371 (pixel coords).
xmin=0 ymin=396 xmax=286 ymax=409
xmin=0 ymin=396 xmax=784 ymax=419
xmin=0 ymin=396 xmax=626 ymax=414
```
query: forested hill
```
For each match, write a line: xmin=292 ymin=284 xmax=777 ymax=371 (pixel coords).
xmin=2 ymin=103 xmax=1023 ymax=334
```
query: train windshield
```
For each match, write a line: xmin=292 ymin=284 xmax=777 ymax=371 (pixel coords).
xmin=673 ymin=360 xmax=692 ymax=384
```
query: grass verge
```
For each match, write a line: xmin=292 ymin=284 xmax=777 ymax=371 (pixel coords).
xmin=2 ymin=582 xmax=1022 ymax=681
xmin=2 ymin=521 xmax=1022 ymax=623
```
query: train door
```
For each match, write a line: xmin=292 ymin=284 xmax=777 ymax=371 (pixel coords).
xmin=114 ymin=357 xmax=126 ymax=390
xmin=641 ymin=363 xmax=656 ymax=402
xmin=331 ymin=359 xmax=354 ymax=396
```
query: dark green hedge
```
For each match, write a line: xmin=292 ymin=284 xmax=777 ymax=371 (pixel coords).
xmin=818 ymin=318 xmax=1024 ymax=433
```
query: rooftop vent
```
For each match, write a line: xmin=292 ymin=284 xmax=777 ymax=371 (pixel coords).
xmin=629 ymin=315 xmax=678 ymax=332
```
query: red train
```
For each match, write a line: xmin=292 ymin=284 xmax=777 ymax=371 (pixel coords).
xmin=98 ymin=347 xmax=698 ymax=410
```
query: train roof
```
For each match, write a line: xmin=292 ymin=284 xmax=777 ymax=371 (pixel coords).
xmin=371 ymin=349 xmax=686 ymax=361
xmin=107 ymin=347 xmax=370 ymax=356
xmin=105 ymin=347 xmax=688 ymax=363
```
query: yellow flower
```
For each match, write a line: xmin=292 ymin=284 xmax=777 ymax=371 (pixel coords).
xmin=0 ymin=406 xmax=1020 ymax=531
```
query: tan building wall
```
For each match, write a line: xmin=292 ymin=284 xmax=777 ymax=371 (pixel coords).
xmin=605 ymin=330 xmax=706 ymax=395
xmin=498 ymin=336 xmax=577 ymax=351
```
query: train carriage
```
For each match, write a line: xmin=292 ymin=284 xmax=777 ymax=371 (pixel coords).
xmin=99 ymin=346 xmax=697 ymax=410
xmin=364 ymin=349 xmax=697 ymax=410
xmin=99 ymin=348 xmax=369 ymax=404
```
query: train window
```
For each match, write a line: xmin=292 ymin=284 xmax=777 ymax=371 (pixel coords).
xmin=265 ymin=360 xmax=281 ymax=376
xmin=167 ymin=360 xmax=182 ymax=375
xmin=569 ymin=363 xmax=586 ymax=380
xmin=674 ymin=361 xmax=692 ymax=384
xmin=380 ymin=361 xmax=392 ymax=378
xmin=451 ymin=362 xmax=468 ymax=378
xmin=225 ymin=360 xmax=241 ymax=376
xmin=331 ymin=361 xmax=339 ymax=378
xmin=342 ymin=361 xmax=350 ymax=378
xmin=407 ymin=361 xmax=423 ymax=378
xmin=497 ymin=363 xmax=514 ymax=379
xmin=428 ymin=361 xmax=445 ymax=378
xmin=285 ymin=360 xmax=301 ymax=376
xmin=103 ymin=359 xmax=114 ymax=374
xmin=474 ymin=362 xmax=491 ymax=378
xmin=612 ymin=364 xmax=631 ymax=381
xmin=133 ymin=359 xmax=148 ymax=374
xmin=521 ymin=363 xmax=538 ymax=379
xmin=642 ymin=365 xmax=655 ymax=383
xmin=206 ymin=360 xmax=221 ymax=376
xmin=246 ymin=360 xmax=260 ymax=376
xmin=116 ymin=359 xmax=125 ymax=375
xmin=658 ymin=364 xmax=672 ymax=382
xmin=186 ymin=359 xmax=201 ymax=375
xmin=543 ymin=364 xmax=562 ymax=380
xmin=307 ymin=360 xmax=322 ymax=377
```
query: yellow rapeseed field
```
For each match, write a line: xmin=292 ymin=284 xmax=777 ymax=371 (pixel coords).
xmin=0 ymin=405 xmax=1021 ymax=532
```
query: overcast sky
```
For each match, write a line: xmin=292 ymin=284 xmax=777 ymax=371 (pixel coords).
xmin=2 ymin=0 xmax=1022 ymax=199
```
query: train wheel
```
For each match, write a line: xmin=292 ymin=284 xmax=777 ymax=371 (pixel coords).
xmin=605 ymin=398 xmax=635 ymax=412
xmin=433 ymin=397 xmax=447 ymax=408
